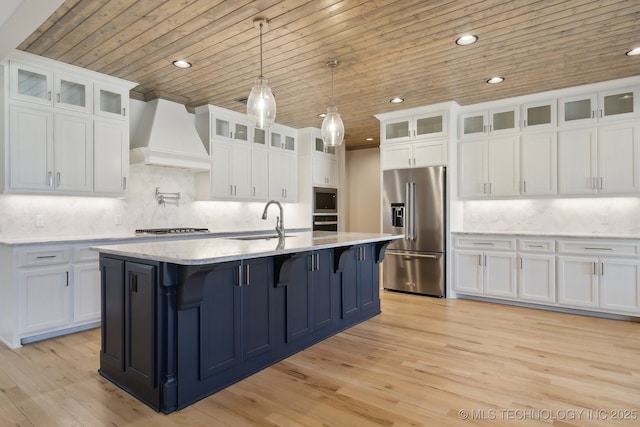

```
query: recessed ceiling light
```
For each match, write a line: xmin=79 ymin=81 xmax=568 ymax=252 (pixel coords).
xmin=625 ymin=47 xmax=640 ymax=56
xmin=455 ymin=34 xmax=478 ymax=46
xmin=172 ymin=59 xmax=192 ymax=69
xmin=486 ymin=76 xmax=505 ymax=84
xmin=365 ymin=137 xmax=374 ymax=141
xmin=390 ymin=97 xmax=405 ymax=104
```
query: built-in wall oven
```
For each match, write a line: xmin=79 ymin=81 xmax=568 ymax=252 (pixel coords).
xmin=313 ymin=187 xmax=338 ymax=231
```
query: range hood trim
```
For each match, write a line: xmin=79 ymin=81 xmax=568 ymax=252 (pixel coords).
xmin=130 ymin=147 xmax=211 ymax=171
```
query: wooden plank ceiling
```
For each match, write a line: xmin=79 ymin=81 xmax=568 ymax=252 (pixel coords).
xmin=18 ymin=0 xmax=640 ymax=150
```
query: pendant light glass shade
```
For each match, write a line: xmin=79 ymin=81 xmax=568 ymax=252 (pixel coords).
xmin=247 ymin=76 xmax=276 ymax=130
xmin=321 ymin=59 xmax=344 ymax=147
xmin=321 ymin=106 xmax=344 ymax=147
xmin=247 ymin=18 xmax=276 ymax=130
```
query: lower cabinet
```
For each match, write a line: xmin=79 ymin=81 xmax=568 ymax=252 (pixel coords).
xmin=454 ymin=234 xmax=640 ymax=317
xmin=337 ymin=244 xmax=380 ymax=319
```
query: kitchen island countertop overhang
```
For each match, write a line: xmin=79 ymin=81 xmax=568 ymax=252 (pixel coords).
xmin=91 ymin=231 xmax=402 ymax=265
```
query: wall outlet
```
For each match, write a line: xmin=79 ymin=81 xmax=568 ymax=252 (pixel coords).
xmin=600 ymin=213 xmax=609 ymax=225
xmin=35 ymin=215 xmax=44 ymax=227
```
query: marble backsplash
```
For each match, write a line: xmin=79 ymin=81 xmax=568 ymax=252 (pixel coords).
xmin=0 ymin=164 xmax=310 ymax=239
xmin=462 ymin=197 xmax=640 ymax=235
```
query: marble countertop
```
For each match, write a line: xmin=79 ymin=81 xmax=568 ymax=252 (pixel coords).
xmin=91 ymin=231 xmax=403 ymax=265
xmin=452 ymin=230 xmax=640 ymax=240
xmin=0 ymin=228 xmax=310 ymax=246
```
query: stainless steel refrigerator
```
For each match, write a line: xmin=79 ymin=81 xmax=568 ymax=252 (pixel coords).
xmin=382 ymin=166 xmax=446 ymax=297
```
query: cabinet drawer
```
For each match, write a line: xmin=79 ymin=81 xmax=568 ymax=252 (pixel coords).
xmin=454 ymin=236 xmax=515 ymax=250
xmin=558 ymin=241 xmax=639 ymax=256
xmin=18 ymin=247 xmax=71 ymax=267
xmin=518 ymin=239 xmax=555 ymax=253
xmin=74 ymin=246 xmax=99 ymax=262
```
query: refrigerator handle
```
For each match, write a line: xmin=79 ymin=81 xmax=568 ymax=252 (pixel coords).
xmin=410 ymin=182 xmax=417 ymax=240
xmin=404 ymin=182 xmax=410 ymax=240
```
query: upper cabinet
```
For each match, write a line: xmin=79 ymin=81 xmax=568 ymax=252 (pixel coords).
xmin=559 ymin=87 xmax=639 ymax=126
xmin=270 ymin=124 xmax=297 ymax=153
xmin=521 ymin=100 xmax=556 ymax=131
xmin=459 ymin=106 xmax=519 ymax=138
xmin=10 ymin=62 xmax=93 ymax=114
xmin=3 ymin=51 xmax=136 ymax=196
xmin=382 ymin=111 xmax=447 ymax=143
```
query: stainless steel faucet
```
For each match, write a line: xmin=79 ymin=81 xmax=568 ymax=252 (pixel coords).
xmin=261 ymin=200 xmax=284 ymax=239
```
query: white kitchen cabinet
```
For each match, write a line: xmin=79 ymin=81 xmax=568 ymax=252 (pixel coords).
xmin=521 ymin=100 xmax=556 ymax=130
xmin=520 ymin=132 xmax=557 ymax=196
xmin=557 ymin=240 xmax=640 ymax=315
xmin=210 ymin=141 xmax=251 ymax=199
xmin=210 ymin=112 xmax=250 ymax=145
xmin=251 ymin=148 xmax=269 ymax=200
xmin=382 ymin=111 xmax=447 ymax=143
xmin=73 ymin=246 xmax=101 ymax=324
xmin=458 ymin=136 xmax=519 ymax=198
xmin=558 ymin=123 xmax=639 ymax=195
xmin=10 ymin=62 xmax=93 ymax=115
xmin=94 ymin=83 xmax=129 ymax=120
xmin=518 ymin=239 xmax=556 ymax=303
xmin=269 ymin=150 xmax=297 ymax=201
xmin=381 ymin=139 xmax=447 ymax=170
xmin=559 ymin=87 xmax=639 ymax=126
xmin=454 ymin=249 xmax=517 ymax=298
xmin=557 ymin=256 xmax=599 ymax=308
xmin=454 ymin=236 xmax=517 ymax=298
xmin=4 ymin=52 xmax=135 ymax=197
xmin=8 ymin=106 xmax=93 ymax=193
xmin=20 ymin=265 xmax=71 ymax=335
xmin=270 ymin=124 xmax=297 ymax=153
xmin=311 ymin=134 xmax=338 ymax=186
xmin=459 ymin=106 xmax=519 ymax=138
xmin=94 ymin=118 xmax=129 ymax=195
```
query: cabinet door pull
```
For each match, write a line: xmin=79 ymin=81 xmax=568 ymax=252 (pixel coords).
xmin=122 ymin=177 xmax=127 ymax=190
xmin=472 ymin=242 xmax=494 ymax=246
xmin=523 ymin=119 xmax=527 ymax=128
xmin=478 ymin=255 xmax=482 ymax=266
xmin=520 ymin=257 xmax=523 ymax=269
xmin=309 ymin=254 xmax=314 ymax=272
xmin=484 ymin=255 xmax=487 ymax=266
xmin=584 ymin=247 xmax=612 ymax=251
xmin=66 ymin=271 xmax=69 ymax=287
xmin=131 ymin=274 xmax=138 ymax=292
xmin=599 ymin=177 xmax=604 ymax=190
xmin=47 ymin=91 xmax=52 ymax=101
xmin=316 ymin=253 xmax=320 ymax=270
xmin=601 ymin=262 xmax=605 ymax=276
xmin=237 ymin=265 xmax=243 ymax=286
xmin=56 ymin=172 xmax=61 ymax=186
xmin=245 ymin=264 xmax=250 ymax=286
xmin=122 ymin=107 xmax=126 ymax=117
xmin=592 ymin=262 xmax=597 ymax=276
xmin=523 ymin=180 xmax=527 ymax=193
xmin=36 ymin=255 xmax=57 ymax=259
xmin=48 ymin=171 xmax=53 ymax=187
xmin=57 ymin=93 xmax=61 ymax=103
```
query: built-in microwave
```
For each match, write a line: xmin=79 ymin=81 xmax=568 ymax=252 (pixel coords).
xmin=313 ymin=187 xmax=337 ymax=213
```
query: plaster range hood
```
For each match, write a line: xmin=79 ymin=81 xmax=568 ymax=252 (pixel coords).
xmin=130 ymin=98 xmax=211 ymax=171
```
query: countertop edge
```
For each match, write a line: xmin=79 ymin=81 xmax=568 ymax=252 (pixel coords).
xmin=452 ymin=231 xmax=640 ymax=240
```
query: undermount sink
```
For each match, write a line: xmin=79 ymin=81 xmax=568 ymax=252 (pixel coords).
xmin=231 ymin=234 xmax=295 ymax=241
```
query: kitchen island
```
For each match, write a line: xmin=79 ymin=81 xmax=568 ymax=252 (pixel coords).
xmin=92 ymin=231 xmax=400 ymax=413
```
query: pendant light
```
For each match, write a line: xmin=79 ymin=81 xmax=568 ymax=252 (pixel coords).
xmin=321 ymin=59 xmax=344 ymax=147
xmin=247 ymin=18 xmax=276 ymax=130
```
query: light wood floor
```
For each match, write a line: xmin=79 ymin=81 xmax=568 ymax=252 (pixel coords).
xmin=2 ymin=292 xmax=639 ymax=426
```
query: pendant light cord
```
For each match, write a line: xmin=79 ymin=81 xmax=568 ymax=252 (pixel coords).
xmin=259 ymin=22 xmax=264 ymax=78
xmin=330 ymin=64 xmax=335 ymax=106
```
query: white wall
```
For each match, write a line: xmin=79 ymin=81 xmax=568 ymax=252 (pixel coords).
xmin=345 ymin=148 xmax=380 ymax=233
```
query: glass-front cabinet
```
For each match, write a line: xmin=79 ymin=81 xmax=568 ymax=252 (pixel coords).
xmin=521 ymin=100 xmax=556 ymax=130
xmin=10 ymin=62 xmax=93 ymax=114
xmin=383 ymin=111 xmax=447 ymax=143
xmin=314 ymin=136 xmax=336 ymax=155
xmin=560 ymin=87 xmax=638 ymax=126
xmin=459 ymin=106 xmax=518 ymax=138
xmin=270 ymin=124 xmax=297 ymax=152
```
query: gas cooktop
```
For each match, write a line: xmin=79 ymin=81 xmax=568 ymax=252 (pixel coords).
xmin=135 ymin=228 xmax=209 ymax=235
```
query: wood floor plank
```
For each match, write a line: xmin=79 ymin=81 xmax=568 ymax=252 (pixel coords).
xmin=0 ymin=292 xmax=639 ymax=426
